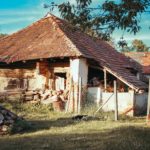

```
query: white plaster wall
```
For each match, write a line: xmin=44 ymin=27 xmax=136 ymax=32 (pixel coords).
xmin=0 ymin=77 xmax=11 ymax=92
xmin=79 ymin=58 xmax=88 ymax=86
xmin=102 ymin=92 xmax=133 ymax=112
xmin=0 ymin=75 xmax=46 ymax=91
xmin=27 ymin=78 xmax=37 ymax=90
xmin=70 ymin=59 xmax=79 ymax=83
xmin=87 ymin=87 xmax=102 ymax=104
xmin=88 ymin=87 xmax=134 ymax=112
xmin=70 ymin=58 xmax=88 ymax=85
xmin=34 ymin=74 xmax=46 ymax=90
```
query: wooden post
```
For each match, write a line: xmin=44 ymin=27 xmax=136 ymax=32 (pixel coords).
xmin=146 ymin=79 xmax=150 ymax=124
xmin=114 ymin=80 xmax=118 ymax=121
xmin=36 ymin=62 xmax=40 ymax=74
xmin=104 ymin=69 xmax=107 ymax=92
xmin=65 ymin=76 xmax=74 ymax=113
xmin=78 ymin=77 xmax=82 ymax=114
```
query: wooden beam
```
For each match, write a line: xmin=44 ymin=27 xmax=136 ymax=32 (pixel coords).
xmin=36 ymin=62 xmax=40 ymax=74
xmin=78 ymin=77 xmax=82 ymax=114
xmin=53 ymin=67 xmax=69 ymax=73
xmin=104 ymin=69 xmax=107 ymax=92
xmin=89 ymin=65 xmax=103 ymax=70
xmin=104 ymin=66 xmax=139 ymax=91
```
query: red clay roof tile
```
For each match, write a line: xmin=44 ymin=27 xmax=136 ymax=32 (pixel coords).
xmin=125 ymin=52 xmax=150 ymax=74
xmin=0 ymin=14 xmax=147 ymax=90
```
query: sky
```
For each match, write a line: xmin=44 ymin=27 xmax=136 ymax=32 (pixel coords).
xmin=0 ymin=0 xmax=150 ymax=47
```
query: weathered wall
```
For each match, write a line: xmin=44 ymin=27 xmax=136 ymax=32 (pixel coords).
xmin=70 ymin=58 xmax=88 ymax=85
xmin=0 ymin=60 xmax=70 ymax=92
xmin=69 ymin=58 xmax=88 ymax=112
xmin=134 ymin=93 xmax=148 ymax=115
xmin=102 ymin=92 xmax=134 ymax=115
xmin=87 ymin=87 xmax=102 ymax=105
xmin=0 ymin=61 xmax=36 ymax=91
xmin=87 ymin=87 xmax=148 ymax=115
xmin=0 ymin=69 xmax=36 ymax=91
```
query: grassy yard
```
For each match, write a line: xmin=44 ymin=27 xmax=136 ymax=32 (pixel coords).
xmin=0 ymin=100 xmax=150 ymax=150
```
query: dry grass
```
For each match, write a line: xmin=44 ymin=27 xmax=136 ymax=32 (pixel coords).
xmin=0 ymin=100 xmax=150 ymax=150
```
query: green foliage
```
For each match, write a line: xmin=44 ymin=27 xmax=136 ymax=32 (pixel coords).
xmin=0 ymin=33 xmax=7 ymax=39
xmin=118 ymin=37 xmax=128 ymax=51
xmin=0 ymin=99 xmax=149 ymax=150
xmin=45 ymin=0 xmax=150 ymax=40
xmin=1 ymin=100 xmax=54 ymax=120
xmin=120 ymin=39 xmax=150 ymax=52
xmin=132 ymin=39 xmax=149 ymax=52
xmin=0 ymin=100 xmax=149 ymax=150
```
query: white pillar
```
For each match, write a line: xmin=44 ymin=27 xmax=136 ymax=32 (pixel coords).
xmin=69 ymin=58 xmax=88 ymax=112
xmin=70 ymin=58 xmax=88 ymax=85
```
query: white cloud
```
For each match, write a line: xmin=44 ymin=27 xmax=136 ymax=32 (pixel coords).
xmin=0 ymin=17 xmax=37 ymax=25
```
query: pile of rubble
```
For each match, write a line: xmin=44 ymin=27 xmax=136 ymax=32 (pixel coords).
xmin=0 ymin=105 xmax=21 ymax=134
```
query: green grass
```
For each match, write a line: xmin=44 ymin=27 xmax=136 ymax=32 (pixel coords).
xmin=0 ymin=100 xmax=150 ymax=150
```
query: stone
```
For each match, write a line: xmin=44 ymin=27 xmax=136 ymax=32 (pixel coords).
xmin=1 ymin=110 xmax=7 ymax=115
xmin=1 ymin=125 xmax=8 ymax=132
xmin=0 ymin=105 xmax=23 ymax=133
xmin=0 ymin=113 xmax=4 ymax=124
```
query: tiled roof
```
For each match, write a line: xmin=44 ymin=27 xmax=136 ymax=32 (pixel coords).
xmin=125 ymin=52 xmax=150 ymax=74
xmin=0 ymin=14 xmax=147 ymax=90
xmin=0 ymin=15 xmax=82 ymax=63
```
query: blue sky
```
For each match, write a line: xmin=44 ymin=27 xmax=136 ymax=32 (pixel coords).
xmin=0 ymin=0 xmax=150 ymax=47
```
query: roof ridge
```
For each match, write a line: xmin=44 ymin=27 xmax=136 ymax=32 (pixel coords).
xmin=0 ymin=14 xmax=66 ymax=42
xmin=47 ymin=15 xmax=83 ymax=56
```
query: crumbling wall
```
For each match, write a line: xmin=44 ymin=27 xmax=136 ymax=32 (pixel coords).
xmin=0 ymin=60 xmax=70 ymax=92
xmin=0 ymin=68 xmax=35 ymax=91
xmin=134 ymin=93 xmax=148 ymax=115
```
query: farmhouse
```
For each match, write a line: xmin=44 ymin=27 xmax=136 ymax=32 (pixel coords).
xmin=125 ymin=52 xmax=150 ymax=79
xmin=0 ymin=14 xmax=148 ymax=115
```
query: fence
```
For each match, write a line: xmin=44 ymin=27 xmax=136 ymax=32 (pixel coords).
xmin=87 ymin=87 xmax=148 ymax=116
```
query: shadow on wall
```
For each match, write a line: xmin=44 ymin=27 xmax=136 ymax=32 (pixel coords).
xmin=4 ymin=79 xmax=25 ymax=90
xmin=0 ymin=126 xmax=150 ymax=150
xmin=135 ymin=93 xmax=148 ymax=116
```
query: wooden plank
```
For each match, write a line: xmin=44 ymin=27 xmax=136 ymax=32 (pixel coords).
xmin=104 ymin=69 xmax=107 ymax=92
xmin=114 ymin=80 xmax=118 ymax=121
xmin=104 ymin=67 xmax=139 ymax=91
xmin=78 ymin=77 xmax=82 ymax=114
xmin=0 ymin=69 xmax=35 ymax=78
xmin=49 ymin=62 xmax=69 ymax=68
xmin=146 ymin=79 xmax=150 ymax=124
xmin=53 ymin=67 xmax=69 ymax=73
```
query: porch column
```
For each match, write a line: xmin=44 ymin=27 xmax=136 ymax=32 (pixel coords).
xmin=69 ymin=58 xmax=88 ymax=112
xmin=104 ymin=69 xmax=107 ymax=92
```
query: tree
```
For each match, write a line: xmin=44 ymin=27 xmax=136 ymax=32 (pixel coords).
xmin=0 ymin=33 xmax=7 ymax=39
xmin=119 ymin=39 xmax=149 ymax=52
xmin=117 ymin=37 xmax=128 ymax=52
xmin=132 ymin=39 xmax=149 ymax=52
xmin=44 ymin=0 xmax=150 ymax=40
